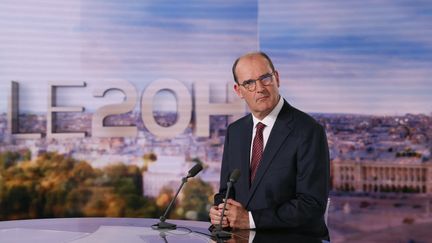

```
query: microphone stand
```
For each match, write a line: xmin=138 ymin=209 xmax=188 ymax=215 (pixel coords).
xmin=212 ymin=179 xmax=234 ymax=240
xmin=212 ymin=169 xmax=240 ymax=241
xmin=152 ymin=176 xmax=188 ymax=229
xmin=152 ymin=163 xmax=203 ymax=230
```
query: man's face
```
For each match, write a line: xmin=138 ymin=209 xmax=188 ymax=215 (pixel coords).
xmin=234 ymin=55 xmax=280 ymax=120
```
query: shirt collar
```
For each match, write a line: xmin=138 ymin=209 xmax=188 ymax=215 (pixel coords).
xmin=252 ymin=96 xmax=284 ymax=128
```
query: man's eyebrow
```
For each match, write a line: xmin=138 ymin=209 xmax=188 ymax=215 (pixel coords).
xmin=258 ymin=72 xmax=271 ymax=79
xmin=242 ymin=79 xmax=254 ymax=84
xmin=242 ymin=72 xmax=271 ymax=83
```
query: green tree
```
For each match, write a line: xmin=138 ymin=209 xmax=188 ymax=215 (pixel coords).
xmin=180 ymin=178 xmax=213 ymax=221
xmin=0 ymin=151 xmax=161 ymax=221
xmin=4 ymin=185 xmax=31 ymax=219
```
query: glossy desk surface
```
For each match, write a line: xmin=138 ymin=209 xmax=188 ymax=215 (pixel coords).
xmin=0 ymin=217 xmax=327 ymax=243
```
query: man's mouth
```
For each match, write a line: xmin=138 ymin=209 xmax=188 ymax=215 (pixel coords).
xmin=256 ymin=96 xmax=269 ymax=102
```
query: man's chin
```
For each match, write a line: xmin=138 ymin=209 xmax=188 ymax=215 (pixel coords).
xmin=253 ymin=105 xmax=273 ymax=114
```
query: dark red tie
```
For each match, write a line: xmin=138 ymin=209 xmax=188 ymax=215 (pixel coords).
xmin=250 ymin=122 xmax=266 ymax=184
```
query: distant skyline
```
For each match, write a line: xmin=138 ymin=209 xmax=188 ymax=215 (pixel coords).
xmin=1 ymin=0 xmax=431 ymax=115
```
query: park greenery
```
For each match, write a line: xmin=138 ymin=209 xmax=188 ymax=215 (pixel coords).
xmin=0 ymin=150 xmax=213 ymax=221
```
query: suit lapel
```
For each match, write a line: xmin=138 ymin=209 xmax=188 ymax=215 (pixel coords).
xmin=238 ymin=115 xmax=253 ymax=203
xmin=246 ymin=102 xmax=294 ymax=207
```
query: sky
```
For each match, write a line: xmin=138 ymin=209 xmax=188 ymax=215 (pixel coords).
xmin=0 ymin=0 xmax=257 ymax=113
xmin=260 ymin=0 xmax=432 ymax=115
xmin=0 ymin=0 xmax=431 ymax=115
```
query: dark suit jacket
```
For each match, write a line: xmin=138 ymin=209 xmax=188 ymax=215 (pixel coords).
xmin=214 ymin=100 xmax=330 ymax=238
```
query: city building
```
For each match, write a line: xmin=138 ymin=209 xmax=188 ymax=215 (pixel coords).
xmin=332 ymin=158 xmax=432 ymax=194
xmin=142 ymin=155 xmax=189 ymax=197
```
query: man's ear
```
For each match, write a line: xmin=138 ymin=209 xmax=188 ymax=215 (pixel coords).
xmin=234 ymin=83 xmax=244 ymax=99
xmin=274 ymin=70 xmax=280 ymax=87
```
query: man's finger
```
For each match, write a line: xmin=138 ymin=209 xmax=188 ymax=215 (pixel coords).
xmin=210 ymin=206 xmax=218 ymax=213
xmin=210 ymin=207 xmax=219 ymax=217
xmin=226 ymin=199 xmax=243 ymax=207
xmin=211 ymin=217 xmax=229 ymax=227
xmin=224 ymin=203 xmax=230 ymax=210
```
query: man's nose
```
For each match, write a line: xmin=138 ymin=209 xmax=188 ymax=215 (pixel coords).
xmin=255 ymin=79 xmax=265 ymax=92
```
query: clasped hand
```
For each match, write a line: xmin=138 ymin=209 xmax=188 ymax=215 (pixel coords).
xmin=209 ymin=199 xmax=250 ymax=229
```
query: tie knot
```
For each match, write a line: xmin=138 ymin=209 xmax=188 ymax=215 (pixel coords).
xmin=256 ymin=122 xmax=266 ymax=132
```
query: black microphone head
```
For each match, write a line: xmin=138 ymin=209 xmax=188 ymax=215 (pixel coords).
xmin=229 ymin=169 xmax=241 ymax=183
xmin=187 ymin=163 xmax=203 ymax=178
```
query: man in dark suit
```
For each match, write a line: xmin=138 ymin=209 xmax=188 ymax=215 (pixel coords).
xmin=209 ymin=52 xmax=330 ymax=239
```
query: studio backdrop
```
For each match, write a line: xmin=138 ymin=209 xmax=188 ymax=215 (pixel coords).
xmin=1 ymin=0 xmax=431 ymax=241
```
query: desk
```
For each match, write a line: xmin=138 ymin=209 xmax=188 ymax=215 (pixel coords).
xmin=0 ymin=218 xmax=211 ymax=243
xmin=0 ymin=218 xmax=328 ymax=243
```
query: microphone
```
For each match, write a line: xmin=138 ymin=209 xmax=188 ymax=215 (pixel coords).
xmin=228 ymin=169 xmax=241 ymax=183
xmin=152 ymin=163 xmax=203 ymax=230
xmin=187 ymin=163 xmax=203 ymax=178
xmin=212 ymin=169 xmax=241 ymax=240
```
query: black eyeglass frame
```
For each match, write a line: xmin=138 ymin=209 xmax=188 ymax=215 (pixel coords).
xmin=237 ymin=71 xmax=275 ymax=92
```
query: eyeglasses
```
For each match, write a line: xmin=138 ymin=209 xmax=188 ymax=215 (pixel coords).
xmin=238 ymin=71 xmax=275 ymax=92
